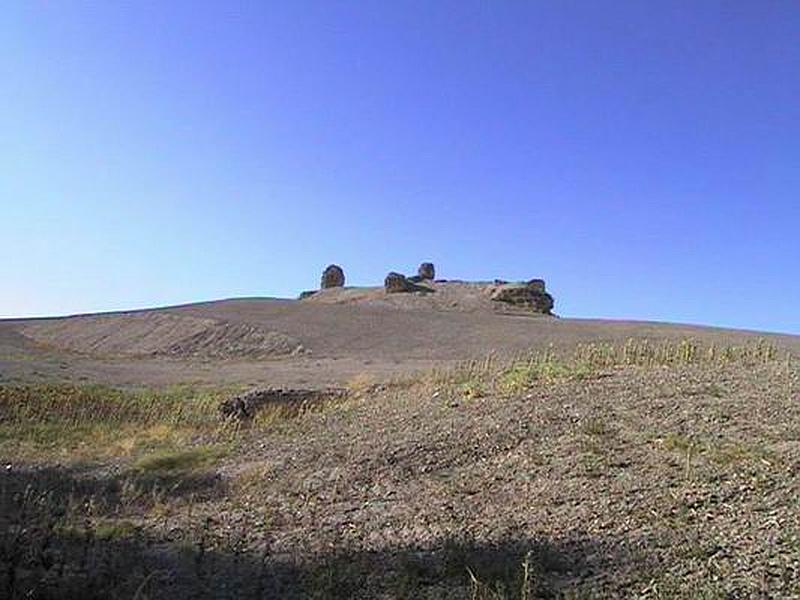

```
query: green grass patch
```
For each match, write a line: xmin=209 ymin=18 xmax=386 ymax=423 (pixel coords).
xmin=132 ymin=446 xmax=227 ymax=475
xmin=497 ymin=359 xmax=597 ymax=394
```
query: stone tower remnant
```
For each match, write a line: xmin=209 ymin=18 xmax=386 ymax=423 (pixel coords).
xmin=321 ymin=264 xmax=345 ymax=289
xmin=418 ymin=262 xmax=435 ymax=280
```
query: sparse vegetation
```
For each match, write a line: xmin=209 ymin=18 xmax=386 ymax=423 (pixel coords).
xmin=431 ymin=338 xmax=789 ymax=402
xmin=1 ymin=338 xmax=798 ymax=598
xmin=574 ymin=337 xmax=783 ymax=368
xmin=0 ymin=384 xmax=236 ymax=462
xmin=132 ymin=446 xmax=228 ymax=475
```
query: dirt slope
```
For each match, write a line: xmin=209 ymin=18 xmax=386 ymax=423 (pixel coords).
xmin=4 ymin=352 xmax=798 ymax=598
xmin=166 ymin=296 xmax=800 ymax=360
xmin=18 ymin=311 xmax=303 ymax=359
xmin=219 ymin=360 xmax=800 ymax=597
xmin=1 ymin=293 xmax=798 ymax=387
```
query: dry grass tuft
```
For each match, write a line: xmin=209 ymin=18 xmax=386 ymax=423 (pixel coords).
xmin=0 ymin=384 xmax=233 ymax=463
xmin=428 ymin=338 xmax=790 ymax=401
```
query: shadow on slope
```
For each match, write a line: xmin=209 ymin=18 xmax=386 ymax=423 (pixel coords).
xmin=1 ymin=466 xmax=654 ymax=599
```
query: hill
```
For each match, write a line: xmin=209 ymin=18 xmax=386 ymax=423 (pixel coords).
xmin=1 ymin=287 xmax=799 ymax=597
xmin=1 ymin=340 xmax=798 ymax=597
xmin=1 ymin=289 xmax=798 ymax=387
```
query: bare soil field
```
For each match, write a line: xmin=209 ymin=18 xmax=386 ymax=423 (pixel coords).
xmin=1 ymin=291 xmax=799 ymax=598
xmin=18 ymin=312 xmax=304 ymax=359
xmin=2 ymin=288 xmax=798 ymax=388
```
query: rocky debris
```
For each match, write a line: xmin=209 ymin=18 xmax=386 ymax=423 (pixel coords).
xmin=321 ymin=264 xmax=345 ymax=289
xmin=219 ymin=387 xmax=347 ymax=421
xmin=490 ymin=280 xmax=554 ymax=314
xmin=298 ymin=290 xmax=317 ymax=300
xmin=417 ymin=262 xmax=435 ymax=280
xmin=384 ymin=272 xmax=433 ymax=294
xmin=384 ymin=272 xmax=413 ymax=293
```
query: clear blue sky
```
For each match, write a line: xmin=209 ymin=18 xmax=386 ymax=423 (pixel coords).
xmin=2 ymin=2 xmax=798 ymax=333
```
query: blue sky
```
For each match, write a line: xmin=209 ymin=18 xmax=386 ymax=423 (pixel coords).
xmin=1 ymin=1 xmax=798 ymax=333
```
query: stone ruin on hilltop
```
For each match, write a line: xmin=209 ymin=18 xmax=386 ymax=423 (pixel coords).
xmin=300 ymin=262 xmax=555 ymax=314
xmin=489 ymin=278 xmax=554 ymax=314
xmin=320 ymin=264 xmax=345 ymax=288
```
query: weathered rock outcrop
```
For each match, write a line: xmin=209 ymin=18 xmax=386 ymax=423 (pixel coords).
xmin=321 ymin=264 xmax=345 ymax=289
xmin=384 ymin=272 xmax=436 ymax=294
xmin=219 ymin=387 xmax=347 ymax=421
xmin=385 ymin=272 xmax=416 ymax=293
xmin=490 ymin=279 xmax=554 ymax=314
xmin=418 ymin=262 xmax=435 ymax=280
xmin=526 ymin=279 xmax=546 ymax=293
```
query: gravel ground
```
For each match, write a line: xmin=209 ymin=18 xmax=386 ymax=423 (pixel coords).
xmin=2 ymin=359 xmax=798 ymax=598
xmin=167 ymin=359 xmax=799 ymax=598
